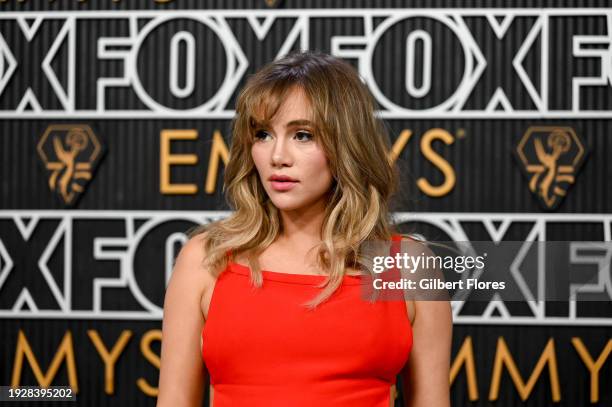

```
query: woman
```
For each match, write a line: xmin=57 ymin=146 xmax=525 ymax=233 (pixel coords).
xmin=157 ymin=51 xmax=452 ymax=407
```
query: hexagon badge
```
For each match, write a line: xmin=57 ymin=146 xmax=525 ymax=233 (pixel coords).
xmin=36 ymin=124 xmax=104 ymax=206
xmin=514 ymin=126 xmax=588 ymax=210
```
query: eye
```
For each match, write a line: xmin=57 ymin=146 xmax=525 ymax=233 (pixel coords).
xmin=295 ymin=131 xmax=313 ymax=142
xmin=253 ymin=130 xmax=271 ymax=141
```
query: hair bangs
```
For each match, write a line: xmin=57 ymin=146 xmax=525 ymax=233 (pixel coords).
xmin=242 ymin=80 xmax=298 ymax=138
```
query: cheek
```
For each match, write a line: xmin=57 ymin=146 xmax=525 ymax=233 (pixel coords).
xmin=308 ymin=152 xmax=333 ymax=181
xmin=251 ymin=146 xmax=264 ymax=170
xmin=306 ymin=145 xmax=328 ymax=167
xmin=318 ymin=152 xmax=332 ymax=177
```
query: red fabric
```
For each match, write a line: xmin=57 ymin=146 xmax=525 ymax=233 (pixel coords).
xmin=202 ymin=234 xmax=412 ymax=406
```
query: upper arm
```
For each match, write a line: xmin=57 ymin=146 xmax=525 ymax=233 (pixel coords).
xmin=399 ymin=238 xmax=453 ymax=407
xmin=401 ymin=300 xmax=452 ymax=407
xmin=157 ymin=233 xmax=212 ymax=407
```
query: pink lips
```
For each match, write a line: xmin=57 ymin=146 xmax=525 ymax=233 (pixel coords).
xmin=270 ymin=180 xmax=298 ymax=191
xmin=269 ymin=175 xmax=299 ymax=191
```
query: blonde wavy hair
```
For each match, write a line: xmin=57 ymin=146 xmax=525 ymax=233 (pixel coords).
xmin=188 ymin=50 xmax=403 ymax=308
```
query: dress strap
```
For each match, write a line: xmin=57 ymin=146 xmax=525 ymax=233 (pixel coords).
xmin=387 ymin=234 xmax=400 ymax=280
xmin=390 ymin=234 xmax=404 ymax=257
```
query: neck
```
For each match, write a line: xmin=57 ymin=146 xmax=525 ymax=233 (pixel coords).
xmin=277 ymin=198 xmax=328 ymax=249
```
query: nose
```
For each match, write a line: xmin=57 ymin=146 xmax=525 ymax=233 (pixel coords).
xmin=271 ymin=136 xmax=293 ymax=167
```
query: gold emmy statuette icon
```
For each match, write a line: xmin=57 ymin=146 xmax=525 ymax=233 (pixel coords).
xmin=37 ymin=125 xmax=103 ymax=206
xmin=515 ymin=127 xmax=587 ymax=210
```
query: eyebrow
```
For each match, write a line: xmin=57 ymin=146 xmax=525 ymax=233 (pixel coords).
xmin=285 ymin=119 xmax=314 ymax=128
xmin=249 ymin=118 xmax=315 ymax=130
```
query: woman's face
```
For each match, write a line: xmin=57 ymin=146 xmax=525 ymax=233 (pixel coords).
xmin=251 ymin=86 xmax=334 ymax=213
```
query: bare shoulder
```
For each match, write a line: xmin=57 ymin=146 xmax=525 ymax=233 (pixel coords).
xmin=162 ymin=232 xmax=214 ymax=326
xmin=169 ymin=232 xmax=215 ymax=298
xmin=403 ymin=235 xmax=452 ymax=326
xmin=175 ymin=232 xmax=208 ymax=269
xmin=396 ymin=235 xmax=440 ymax=326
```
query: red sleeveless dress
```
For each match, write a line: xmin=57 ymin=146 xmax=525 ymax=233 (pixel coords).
xmin=201 ymin=235 xmax=412 ymax=406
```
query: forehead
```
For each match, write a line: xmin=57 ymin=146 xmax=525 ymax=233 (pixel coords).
xmin=251 ymin=86 xmax=314 ymax=126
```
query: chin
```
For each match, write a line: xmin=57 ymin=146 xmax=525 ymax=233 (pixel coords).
xmin=268 ymin=196 xmax=307 ymax=212
xmin=270 ymin=201 xmax=304 ymax=212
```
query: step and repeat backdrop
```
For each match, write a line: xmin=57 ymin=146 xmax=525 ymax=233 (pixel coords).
xmin=0 ymin=0 xmax=611 ymax=406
